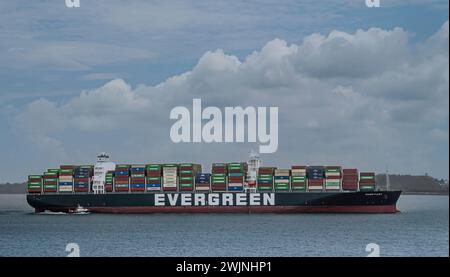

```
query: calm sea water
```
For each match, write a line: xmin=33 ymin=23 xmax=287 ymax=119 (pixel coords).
xmin=0 ymin=194 xmax=447 ymax=257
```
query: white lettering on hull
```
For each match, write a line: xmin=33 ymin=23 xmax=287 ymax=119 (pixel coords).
xmin=154 ymin=193 xmax=275 ymax=206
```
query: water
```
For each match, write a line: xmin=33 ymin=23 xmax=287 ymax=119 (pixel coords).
xmin=0 ymin=194 xmax=448 ymax=257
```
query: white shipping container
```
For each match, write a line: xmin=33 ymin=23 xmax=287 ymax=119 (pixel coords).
xmin=146 ymin=187 xmax=161 ymax=191
xmin=228 ymin=183 xmax=243 ymax=187
xmin=308 ymin=186 xmax=323 ymax=190
xmin=325 ymin=172 xmax=341 ymax=177
xmin=195 ymin=186 xmax=210 ymax=191
xmin=291 ymin=170 xmax=306 ymax=176
xmin=163 ymin=170 xmax=177 ymax=174
xmin=163 ymin=183 xmax=177 ymax=188
xmin=274 ymin=169 xmax=290 ymax=176
xmin=58 ymin=185 xmax=73 ymax=192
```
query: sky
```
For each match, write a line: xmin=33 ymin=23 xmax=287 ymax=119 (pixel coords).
xmin=0 ymin=0 xmax=448 ymax=182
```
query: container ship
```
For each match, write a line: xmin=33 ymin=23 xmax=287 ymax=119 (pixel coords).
xmin=26 ymin=153 xmax=401 ymax=214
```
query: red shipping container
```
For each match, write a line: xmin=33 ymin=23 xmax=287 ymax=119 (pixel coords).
xmin=105 ymin=185 xmax=113 ymax=192
xmin=359 ymin=179 xmax=376 ymax=184
xmin=360 ymin=172 xmax=375 ymax=176
xmin=180 ymin=187 xmax=194 ymax=191
xmin=60 ymin=165 xmax=76 ymax=169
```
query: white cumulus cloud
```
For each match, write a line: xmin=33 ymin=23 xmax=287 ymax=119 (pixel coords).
xmin=11 ymin=21 xmax=449 ymax=178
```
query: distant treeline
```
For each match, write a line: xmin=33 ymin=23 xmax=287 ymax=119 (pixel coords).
xmin=0 ymin=175 xmax=448 ymax=194
xmin=0 ymin=183 xmax=26 ymax=194
xmin=376 ymin=174 xmax=448 ymax=194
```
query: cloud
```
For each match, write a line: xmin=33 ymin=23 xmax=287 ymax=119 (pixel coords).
xmin=11 ymin=21 xmax=450 ymax=178
xmin=81 ymin=73 xmax=124 ymax=81
xmin=294 ymin=27 xmax=410 ymax=78
xmin=2 ymin=42 xmax=154 ymax=71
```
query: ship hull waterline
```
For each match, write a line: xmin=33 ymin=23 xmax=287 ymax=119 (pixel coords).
xmin=27 ymin=191 xmax=401 ymax=214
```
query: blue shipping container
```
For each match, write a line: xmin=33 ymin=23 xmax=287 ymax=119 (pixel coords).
xmin=146 ymin=184 xmax=161 ymax=187
xmin=115 ymin=171 xmax=129 ymax=175
xmin=130 ymin=184 xmax=145 ymax=188
xmin=228 ymin=186 xmax=243 ymax=191
xmin=228 ymin=173 xmax=244 ymax=177
xmin=257 ymin=180 xmax=273 ymax=184
xmin=74 ymin=184 xmax=88 ymax=188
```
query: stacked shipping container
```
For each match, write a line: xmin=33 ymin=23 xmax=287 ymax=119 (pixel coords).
xmin=227 ymin=163 xmax=245 ymax=191
xmin=28 ymin=175 xmax=43 ymax=194
xmin=212 ymin=163 xmax=227 ymax=191
xmin=114 ymin=164 xmax=130 ymax=192
xmin=146 ymin=164 xmax=162 ymax=191
xmin=359 ymin=172 xmax=376 ymax=191
xmin=325 ymin=166 xmax=341 ymax=191
xmin=195 ymin=173 xmax=211 ymax=191
xmin=258 ymin=167 xmax=275 ymax=191
xmin=163 ymin=164 xmax=178 ymax=191
xmin=274 ymin=169 xmax=290 ymax=191
xmin=342 ymin=169 xmax=358 ymax=191
xmin=43 ymin=170 xmax=58 ymax=193
xmin=30 ymin=163 xmax=378 ymax=194
xmin=179 ymin=164 xmax=201 ymax=191
xmin=59 ymin=165 xmax=75 ymax=193
xmin=291 ymin=166 xmax=307 ymax=191
xmin=105 ymin=171 xmax=114 ymax=192
xmin=307 ymin=166 xmax=324 ymax=191
xmin=74 ymin=166 xmax=92 ymax=193
xmin=130 ymin=165 xmax=146 ymax=192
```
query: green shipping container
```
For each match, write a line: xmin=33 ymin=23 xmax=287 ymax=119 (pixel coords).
xmin=43 ymin=184 xmax=57 ymax=188
xmin=258 ymin=186 xmax=273 ymax=190
xmin=131 ymin=174 xmax=145 ymax=178
xmin=291 ymin=186 xmax=306 ymax=191
xmin=179 ymin=183 xmax=193 ymax=187
xmin=359 ymin=186 xmax=375 ymax=191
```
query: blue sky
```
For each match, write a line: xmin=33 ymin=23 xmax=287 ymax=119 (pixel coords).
xmin=0 ymin=0 xmax=448 ymax=182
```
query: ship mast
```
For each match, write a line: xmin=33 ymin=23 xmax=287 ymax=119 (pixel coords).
xmin=386 ymin=165 xmax=391 ymax=191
